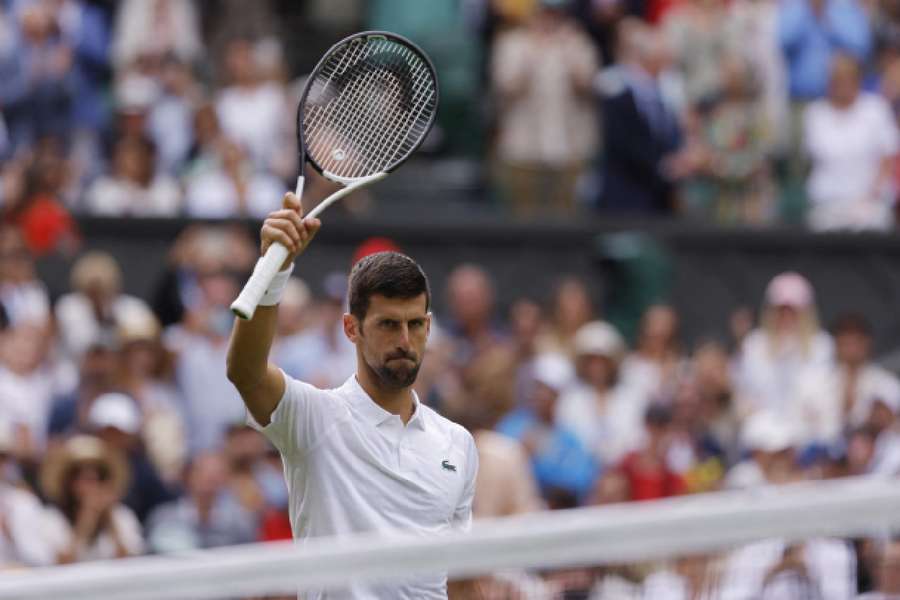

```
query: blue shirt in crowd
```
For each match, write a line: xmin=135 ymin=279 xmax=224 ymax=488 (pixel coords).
xmin=779 ymin=0 xmax=871 ymax=101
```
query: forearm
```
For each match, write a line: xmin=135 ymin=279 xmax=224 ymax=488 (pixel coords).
xmin=226 ymin=305 xmax=279 ymax=391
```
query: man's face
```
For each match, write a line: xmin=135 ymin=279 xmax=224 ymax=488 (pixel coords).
xmin=836 ymin=330 xmax=870 ymax=366
xmin=345 ymin=294 xmax=430 ymax=391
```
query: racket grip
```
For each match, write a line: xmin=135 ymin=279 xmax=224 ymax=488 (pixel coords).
xmin=230 ymin=242 xmax=290 ymax=320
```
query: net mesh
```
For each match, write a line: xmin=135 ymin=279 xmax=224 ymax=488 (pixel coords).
xmin=302 ymin=35 xmax=437 ymax=180
xmin=2 ymin=477 xmax=900 ymax=600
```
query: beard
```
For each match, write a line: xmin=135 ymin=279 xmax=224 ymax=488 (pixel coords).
xmin=372 ymin=351 xmax=422 ymax=390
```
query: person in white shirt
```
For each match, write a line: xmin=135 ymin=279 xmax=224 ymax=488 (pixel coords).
xmin=556 ymin=321 xmax=648 ymax=466
xmin=804 ymin=54 xmax=900 ymax=231
xmin=226 ymin=193 xmax=479 ymax=599
xmin=735 ymin=272 xmax=834 ymax=421
xmin=793 ymin=314 xmax=900 ymax=448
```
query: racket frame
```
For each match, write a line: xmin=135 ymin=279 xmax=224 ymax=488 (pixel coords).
xmin=230 ymin=31 xmax=438 ymax=320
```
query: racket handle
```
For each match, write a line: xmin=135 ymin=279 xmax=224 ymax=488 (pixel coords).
xmin=230 ymin=242 xmax=290 ymax=320
xmin=231 ymin=176 xmax=306 ymax=320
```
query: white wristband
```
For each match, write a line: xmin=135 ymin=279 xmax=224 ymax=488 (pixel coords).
xmin=258 ymin=261 xmax=295 ymax=306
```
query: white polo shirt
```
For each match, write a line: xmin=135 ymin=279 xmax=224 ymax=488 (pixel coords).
xmin=249 ymin=373 xmax=478 ymax=599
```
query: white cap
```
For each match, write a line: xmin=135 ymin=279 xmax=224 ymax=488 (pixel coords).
xmin=532 ymin=353 xmax=574 ymax=393
xmin=741 ymin=411 xmax=796 ymax=453
xmin=88 ymin=393 xmax=142 ymax=435
xmin=765 ymin=272 xmax=814 ymax=308
xmin=573 ymin=321 xmax=625 ymax=359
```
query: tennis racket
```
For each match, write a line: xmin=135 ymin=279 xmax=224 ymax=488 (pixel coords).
xmin=231 ymin=31 xmax=439 ymax=320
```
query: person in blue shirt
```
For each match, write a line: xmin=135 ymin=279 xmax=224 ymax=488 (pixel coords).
xmin=496 ymin=353 xmax=598 ymax=508
xmin=780 ymin=0 xmax=871 ymax=101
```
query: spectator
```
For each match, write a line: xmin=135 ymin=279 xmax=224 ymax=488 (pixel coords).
xmin=621 ymin=304 xmax=685 ymax=404
xmin=223 ymin=425 xmax=287 ymax=515
xmin=557 ymin=321 xmax=648 ymax=464
xmin=794 ymin=314 xmax=900 ymax=448
xmin=146 ymin=452 xmax=257 ymax=553
xmin=864 ymin=395 xmax=900 ymax=476
xmin=541 ymin=276 xmax=595 ymax=358
xmin=215 ymin=38 xmax=289 ymax=174
xmin=83 ymin=136 xmax=181 ymax=216
xmin=0 ymin=323 xmax=56 ymax=460
xmin=496 ymin=353 xmax=597 ymax=506
xmin=616 ymin=404 xmax=687 ymax=501
xmin=0 ymin=3 xmax=75 ymax=152
xmin=40 ymin=435 xmax=144 ymax=563
xmin=779 ymin=0 xmax=871 ymax=103
xmin=0 ymin=226 xmax=50 ymax=326
xmin=55 ymin=251 xmax=156 ymax=359
xmin=599 ymin=19 xmax=690 ymax=214
xmin=47 ymin=335 xmax=118 ymax=440
xmin=445 ymin=264 xmax=507 ymax=369
xmin=682 ymin=56 xmax=776 ymax=224
xmin=111 ymin=0 xmax=202 ymax=70
xmin=726 ymin=410 xmax=800 ymax=489
xmin=86 ymin=393 xmax=175 ymax=523
xmin=147 ymin=56 xmax=200 ymax=175
xmin=663 ymin=0 xmax=740 ymax=107
xmin=469 ymin=419 xmax=544 ymax=518
xmin=858 ymin=538 xmax=900 ymax=599
xmin=721 ymin=538 xmax=856 ymax=600
xmin=165 ymin=264 xmax=246 ymax=453
xmin=275 ymin=272 xmax=355 ymax=390
xmin=0 ymin=418 xmax=54 ymax=569
xmin=735 ymin=272 xmax=833 ymax=419
xmin=804 ymin=54 xmax=899 ymax=231
xmin=491 ymin=0 xmax=598 ymax=216
xmin=183 ymin=138 xmax=284 ymax=218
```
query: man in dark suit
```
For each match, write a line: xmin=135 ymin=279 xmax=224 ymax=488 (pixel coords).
xmin=599 ymin=19 xmax=684 ymax=215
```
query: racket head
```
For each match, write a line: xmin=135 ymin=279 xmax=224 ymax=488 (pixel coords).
xmin=296 ymin=31 xmax=439 ymax=184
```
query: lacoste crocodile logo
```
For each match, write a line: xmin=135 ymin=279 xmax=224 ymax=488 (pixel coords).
xmin=441 ymin=460 xmax=457 ymax=472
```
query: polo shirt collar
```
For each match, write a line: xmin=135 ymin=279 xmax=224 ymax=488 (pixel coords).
xmin=345 ymin=376 xmax=426 ymax=431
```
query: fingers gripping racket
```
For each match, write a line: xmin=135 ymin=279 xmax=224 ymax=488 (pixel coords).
xmin=231 ymin=31 xmax=439 ymax=320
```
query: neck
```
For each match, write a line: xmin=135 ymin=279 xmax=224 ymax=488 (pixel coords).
xmin=356 ymin=366 xmax=414 ymax=423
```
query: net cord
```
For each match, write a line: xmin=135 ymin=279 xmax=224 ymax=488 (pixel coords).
xmin=1 ymin=477 xmax=899 ymax=599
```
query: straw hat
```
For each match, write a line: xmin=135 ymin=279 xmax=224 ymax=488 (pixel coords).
xmin=40 ymin=435 xmax=130 ymax=505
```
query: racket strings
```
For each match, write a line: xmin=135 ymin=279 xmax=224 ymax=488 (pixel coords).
xmin=303 ymin=37 xmax=437 ymax=180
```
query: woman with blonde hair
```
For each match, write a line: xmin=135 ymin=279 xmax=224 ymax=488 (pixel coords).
xmin=735 ymin=272 xmax=833 ymax=419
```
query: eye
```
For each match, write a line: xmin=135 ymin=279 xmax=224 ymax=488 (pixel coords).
xmin=380 ymin=319 xmax=399 ymax=329
xmin=409 ymin=319 xmax=425 ymax=329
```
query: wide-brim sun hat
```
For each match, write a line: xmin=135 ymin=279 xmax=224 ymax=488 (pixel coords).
xmin=40 ymin=435 xmax=130 ymax=505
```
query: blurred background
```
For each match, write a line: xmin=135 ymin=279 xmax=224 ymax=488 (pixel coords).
xmin=3 ymin=0 xmax=900 ymax=598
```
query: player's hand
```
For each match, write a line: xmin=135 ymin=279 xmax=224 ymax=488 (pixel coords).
xmin=261 ymin=192 xmax=321 ymax=270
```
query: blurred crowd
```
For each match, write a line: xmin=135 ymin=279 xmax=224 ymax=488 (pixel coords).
xmin=0 ymin=214 xmax=898 ymax=598
xmin=2 ymin=0 xmax=900 ymax=234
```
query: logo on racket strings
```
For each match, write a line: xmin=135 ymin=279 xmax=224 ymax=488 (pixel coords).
xmin=332 ymin=148 xmax=346 ymax=161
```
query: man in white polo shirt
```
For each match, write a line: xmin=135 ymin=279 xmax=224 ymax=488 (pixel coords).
xmin=226 ymin=193 xmax=479 ymax=599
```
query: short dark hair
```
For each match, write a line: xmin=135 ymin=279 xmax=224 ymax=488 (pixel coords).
xmin=348 ymin=252 xmax=430 ymax=321
xmin=832 ymin=312 xmax=871 ymax=337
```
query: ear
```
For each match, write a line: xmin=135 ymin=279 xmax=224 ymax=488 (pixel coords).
xmin=425 ymin=312 xmax=432 ymax=339
xmin=343 ymin=313 xmax=360 ymax=343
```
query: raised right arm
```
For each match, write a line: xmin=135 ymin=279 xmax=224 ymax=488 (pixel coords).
xmin=226 ymin=192 xmax=320 ymax=426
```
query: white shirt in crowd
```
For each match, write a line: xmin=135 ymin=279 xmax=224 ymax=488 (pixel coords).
xmin=804 ymin=93 xmax=900 ymax=231
xmin=793 ymin=363 xmax=900 ymax=446
xmin=55 ymin=292 xmax=157 ymax=358
xmin=42 ymin=504 xmax=144 ymax=562
xmin=184 ymin=168 xmax=285 ymax=219
xmin=249 ymin=374 xmax=478 ymax=600
xmin=555 ymin=380 xmax=646 ymax=466
xmin=491 ymin=25 xmax=598 ymax=167
xmin=718 ymin=538 xmax=855 ymax=600
xmin=0 ymin=281 xmax=50 ymax=326
xmin=83 ymin=175 xmax=182 ymax=217
xmin=216 ymin=83 xmax=288 ymax=172
xmin=735 ymin=329 xmax=834 ymax=419
xmin=0 ymin=484 xmax=55 ymax=568
xmin=0 ymin=366 xmax=56 ymax=451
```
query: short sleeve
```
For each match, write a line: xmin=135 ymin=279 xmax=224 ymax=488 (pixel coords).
xmin=451 ymin=430 xmax=479 ymax=532
xmin=246 ymin=372 xmax=336 ymax=458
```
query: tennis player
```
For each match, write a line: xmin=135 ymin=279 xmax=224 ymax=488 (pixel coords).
xmin=226 ymin=193 xmax=479 ymax=599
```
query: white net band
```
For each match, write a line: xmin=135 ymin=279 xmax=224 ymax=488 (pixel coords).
xmin=1 ymin=477 xmax=899 ymax=599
